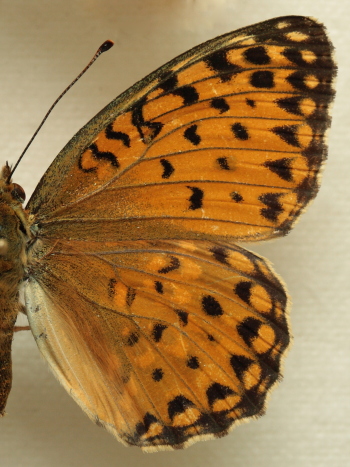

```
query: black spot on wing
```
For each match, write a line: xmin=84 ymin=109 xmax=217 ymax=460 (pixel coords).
xmin=126 ymin=287 xmax=136 ymax=307
xmin=131 ymin=99 xmax=163 ymax=143
xmin=250 ymin=70 xmax=274 ymax=89
xmin=283 ymin=47 xmax=309 ymax=66
xmin=172 ymin=85 xmax=199 ymax=105
xmin=202 ymin=295 xmax=224 ymax=316
xmin=187 ymin=186 xmax=203 ymax=210
xmin=155 ymin=281 xmax=164 ymax=294
xmin=264 ymin=157 xmax=294 ymax=182
xmin=135 ymin=413 xmax=159 ymax=436
xmin=108 ymin=278 xmax=117 ymax=298
xmin=168 ymin=395 xmax=195 ymax=420
xmin=244 ymin=46 xmax=270 ymax=65
xmin=217 ymin=157 xmax=231 ymax=170
xmin=235 ymin=281 xmax=252 ymax=304
xmin=127 ymin=332 xmax=139 ymax=346
xmin=210 ymin=97 xmax=230 ymax=113
xmin=160 ymin=159 xmax=175 ymax=179
xmin=259 ymin=193 xmax=284 ymax=223
xmin=78 ymin=143 xmax=119 ymax=172
xmin=272 ymin=125 xmax=300 ymax=147
xmin=175 ymin=309 xmax=188 ymax=326
xmin=204 ymin=49 xmax=241 ymax=82
xmin=186 ymin=356 xmax=200 ymax=369
xmin=105 ymin=123 xmax=130 ymax=147
xmin=210 ymin=246 xmax=230 ymax=265
xmin=152 ymin=368 xmax=164 ymax=382
xmin=158 ymin=256 xmax=180 ymax=274
xmin=158 ymin=73 xmax=179 ymax=92
xmin=230 ymin=354 xmax=255 ymax=381
xmin=206 ymin=382 xmax=235 ymax=407
xmin=184 ymin=124 xmax=201 ymax=146
xmin=237 ymin=317 xmax=262 ymax=347
xmin=232 ymin=122 xmax=249 ymax=141
xmin=287 ymin=71 xmax=316 ymax=92
xmin=246 ymin=98 xmax=256 ymax=108
xmin=230 ymin=191 xmax=243 ymax=202
xmin=276 ymin=96 xmax=304 ymax=116
xmin=152 ymin=324 xmax=168 ymax=343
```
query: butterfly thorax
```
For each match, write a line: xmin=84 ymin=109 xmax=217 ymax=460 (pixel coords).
xmin=0 ymin=165 xmax=28 ymax=415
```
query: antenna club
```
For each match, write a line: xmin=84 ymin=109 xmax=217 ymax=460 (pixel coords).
xmin=99 ymin=40 xmax=114 ymax=54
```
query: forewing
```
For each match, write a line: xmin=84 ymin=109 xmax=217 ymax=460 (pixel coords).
xmin=27 ymin=16 xmax=336 ymax=243
xmin=25 ymin=239 xmax=289 ymax=451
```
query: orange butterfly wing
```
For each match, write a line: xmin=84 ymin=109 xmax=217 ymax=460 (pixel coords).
xmin=28 ymin=16 xmax=335 ymax=243
xmin=24 ymin=16 xmax=335 ymax=450
xmin=26 ymin=239 xmax=289 ymax=450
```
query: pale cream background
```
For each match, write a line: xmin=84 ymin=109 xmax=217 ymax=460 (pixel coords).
xmin=0 ymin=1 xmax=349 ymax=466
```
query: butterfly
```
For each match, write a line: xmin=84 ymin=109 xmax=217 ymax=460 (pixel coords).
xmin=0 ymin=16 xmax=336 ymax=451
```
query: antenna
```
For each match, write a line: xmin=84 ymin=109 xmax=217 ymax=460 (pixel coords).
xmin=7 ymin=39 xmax=114 ymax=182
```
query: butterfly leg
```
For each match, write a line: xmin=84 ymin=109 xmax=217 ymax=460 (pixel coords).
xmin=14 ymin=326 xmax=31 ymax=332
xmin=14 ymin=305 xmax=30 ymax=330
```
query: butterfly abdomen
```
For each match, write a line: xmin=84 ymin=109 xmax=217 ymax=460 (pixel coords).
xmin=0 ymin=233 xmax=25 ymax=415
xmin=0 ymin=169 xmax=27 ymax=415
xmin=0 ymin=301 xmax=18 ymax=415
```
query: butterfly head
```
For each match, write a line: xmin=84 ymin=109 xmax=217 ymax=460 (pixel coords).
xmin=0 ymin=165 xmax=31 ymax=254
xmin=0 ymin=164 xmax=26 ymax=204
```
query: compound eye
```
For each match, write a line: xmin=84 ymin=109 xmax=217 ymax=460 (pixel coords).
xmin=11 ymin=183 xmax=26 ymax=203
xmin=0 ymin=238 xmax=9 ymax=255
